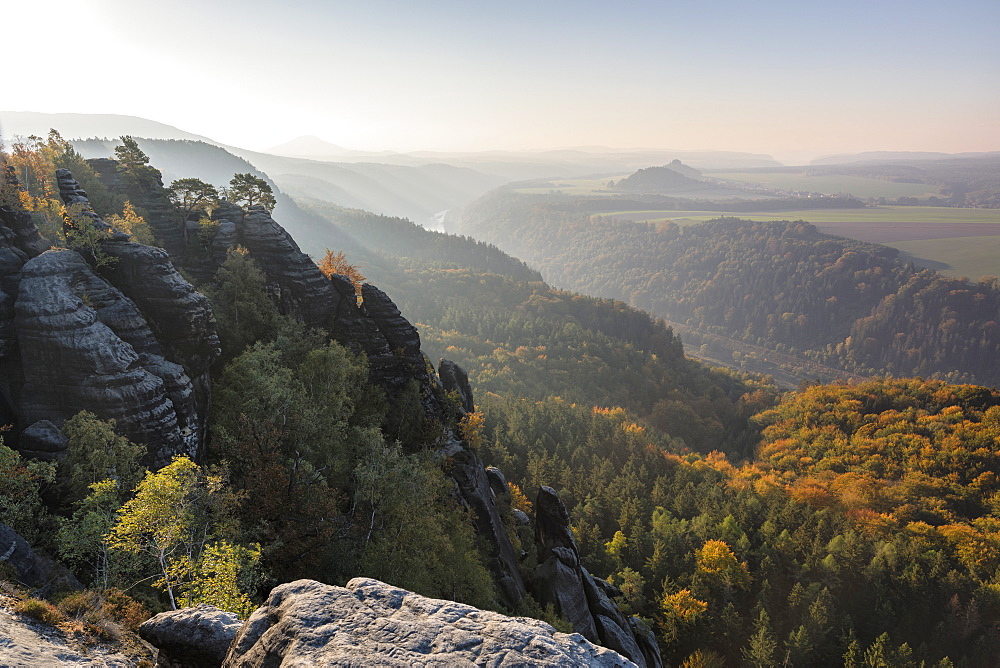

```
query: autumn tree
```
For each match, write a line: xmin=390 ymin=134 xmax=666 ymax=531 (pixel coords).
xmin=106 ymin=201 xmax=157 ymax=246
xmin=227 ymin=173 xmax=275 ymax=213
xmin=317 ymin=249 xmax=366 ymax=296
xmin=108 ymin=456 xmax=238 ymax=610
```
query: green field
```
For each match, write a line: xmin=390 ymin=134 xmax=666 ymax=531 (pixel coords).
xmin=889 ymin=235 xmax=1000 ymax=280
xmin=513 ymin=176 xmax=631 ymax=196
xmin=707 ymin=172 xmax=940 ymax=199
xmin=603 ymin=207 xmax=1000 ymax=225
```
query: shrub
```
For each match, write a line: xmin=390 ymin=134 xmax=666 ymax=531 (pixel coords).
xmin=15 ymin=597 xmax=65 ymax=625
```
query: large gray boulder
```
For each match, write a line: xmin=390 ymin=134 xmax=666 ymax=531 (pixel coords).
xmin=139 ymin=604 xmax=241 ymax=668
xmin=224 ymin=578 xmax=635 ymax=667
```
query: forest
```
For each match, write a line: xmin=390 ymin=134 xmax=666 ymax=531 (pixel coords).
xmin=462 ymin=190 xmax=1000 ymax=388
xmin=0 ymin=132 xmax=998 ymax=665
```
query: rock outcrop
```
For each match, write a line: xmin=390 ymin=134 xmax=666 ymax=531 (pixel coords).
xmin=223 ymin=578 xmax=635 ymax=667
xmin=0 ymin=524 xmax=80 ymax=598
xmin=439 ymin=358 xmax=475 ymax=414
xmin=15 ymin=249 xmax=196 ymax=465
xmin=139 ymin=604 xmax=241 ymax=668
xmin=532 ymin=487 xmax=663 ymax=668
xmin=211 ymin=203 xmax=337 ymax=330
xmin=87 ymin=157 xmax=186 ymax=259
xmin=98 ymin=239 xmax=220 ymax=444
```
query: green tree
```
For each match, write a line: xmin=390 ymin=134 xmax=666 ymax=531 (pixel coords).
xmin=227 ymin=173 xmax=275 ymax=213
xmin=60 ymin=411 xmax=145 ymax=503
xmin=108 ymin=456 xmax=231 ymax=609
xmin=742 ymin=608 xmax=777 ymax=668
xmin=0 ymin=443 xmax=56 ymax=544
xmin=114 ymin=136 xmax=160 ymax=191
xmin=57 ymin=479 xmax=124 ymax=590
xmin=207 ymin=247 xmax=279 ymax=358
xmin=167 ymin=178 xmax=218 ymax=242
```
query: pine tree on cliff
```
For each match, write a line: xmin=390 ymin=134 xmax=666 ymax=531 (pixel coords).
xmin=226 ymin=173 xmax=276 ymax=214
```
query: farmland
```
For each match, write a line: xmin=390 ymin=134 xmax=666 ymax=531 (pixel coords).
xmin=705 ymin=170 xmax=941 ymax=199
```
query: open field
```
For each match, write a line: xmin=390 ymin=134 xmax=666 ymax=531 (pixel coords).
xmin=706 ymin=171 xmax=941 ymax=199
xmin=890 ymin=235 xmax=1000 ymax=280
xmin=602 ymin=206 xmax=1000 ymax=225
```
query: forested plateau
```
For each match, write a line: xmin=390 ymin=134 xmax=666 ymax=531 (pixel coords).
xmin=0 ymin=133 xmax=997 ymax=665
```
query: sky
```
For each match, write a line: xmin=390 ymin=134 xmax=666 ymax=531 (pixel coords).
xmin=4 ymin=0 xmax=999 ymax=160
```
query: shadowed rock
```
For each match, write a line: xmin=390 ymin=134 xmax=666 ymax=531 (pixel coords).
xmin=532 ymin=486 xmax=662 ymax=667
xmin=0 ymin=524 xmax=80 ymax=598
xmin=140 ymin=604 xmax=241 ymax=668
xmin=15 ymin=249 xmax=194 ymax=465
xmin=223 ymin=578 xmax=635 ymax=667
xmin=215 ymin=204 xmax=337 ymax=330
xmin=18 ymin=421 xmax=67 ymax=462
xmin=439 ymin=358 xmax=475 ymax=414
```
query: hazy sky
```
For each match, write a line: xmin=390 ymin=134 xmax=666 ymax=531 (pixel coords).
xmin=5 ymin=0 xmax=999 ymax=159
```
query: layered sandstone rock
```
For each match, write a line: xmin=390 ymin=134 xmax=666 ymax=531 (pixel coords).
xmin=15 ymin=249 xmax=195 ymax=465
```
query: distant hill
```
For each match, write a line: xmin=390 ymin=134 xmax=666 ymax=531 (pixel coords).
xmin=613 ymin=161 xmax=708 ymax=193
xmin=0 ymin=111 xmax=215 ymax=144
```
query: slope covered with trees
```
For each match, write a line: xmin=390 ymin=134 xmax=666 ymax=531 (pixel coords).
xmin=462 ymin=190 xmax=1000 ymax=387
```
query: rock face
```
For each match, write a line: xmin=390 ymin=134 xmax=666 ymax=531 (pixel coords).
xmin=0 ymin=524 xmax=80 ymax=598
xmin=139 ymin=604 xmax=241 ymax=668
xmin=87 ymin=157 xmax=186 ymax=259
xmin=224 ymin=578 xmax=635 ymax=667
xmin=15 ymin=249 xmax=196 ymax=465
xmin=439 ymin=358 xmax=475 ymax=414
xmin=17 ymin=420 xmax=68 ymax=462
xmin=98 ymin=239 xmax=220 ymax=445
xmin=532 ymin=487 xmax=663 ymax=668
xmin=211 ymin=203 xmax=337 ymax=330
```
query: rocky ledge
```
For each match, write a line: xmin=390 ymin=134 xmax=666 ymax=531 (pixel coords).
xmin=217 ymin=578 xmax=635 ymax=667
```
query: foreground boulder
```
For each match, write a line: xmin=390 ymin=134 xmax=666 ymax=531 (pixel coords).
xmin=139 ymin=604 xmax=241 ymax=668
xmin=223 ymin=578 xmax=635 ymax=667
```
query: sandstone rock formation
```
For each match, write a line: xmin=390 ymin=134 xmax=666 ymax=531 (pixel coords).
xmin=211 ymin=203 xmax=337 ymax=330
xmin=439 ymin=358 xmax=475 ymax=414
xmin=0 ymin=169 xmax=220 ymax=464
xmin=15 ymin=249 xmax=196 ymax=465
xmin=87 ymin=157 xmax=186 ymax=259
xmin=223 ymin=578 xmax=636 ymax=667
xmin=139 ymin=604 xmax=241 ymax=668
xmin=533 ymin=486 xmax=663 ymax=668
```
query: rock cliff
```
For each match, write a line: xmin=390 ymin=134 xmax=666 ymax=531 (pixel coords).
xmin=221 ymin=578 xmax=636 ymax=667
xmin=532 ymin=486 xmax=663 ymax=668
xmin=0 ymin=169 xmax=220 ymax=465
